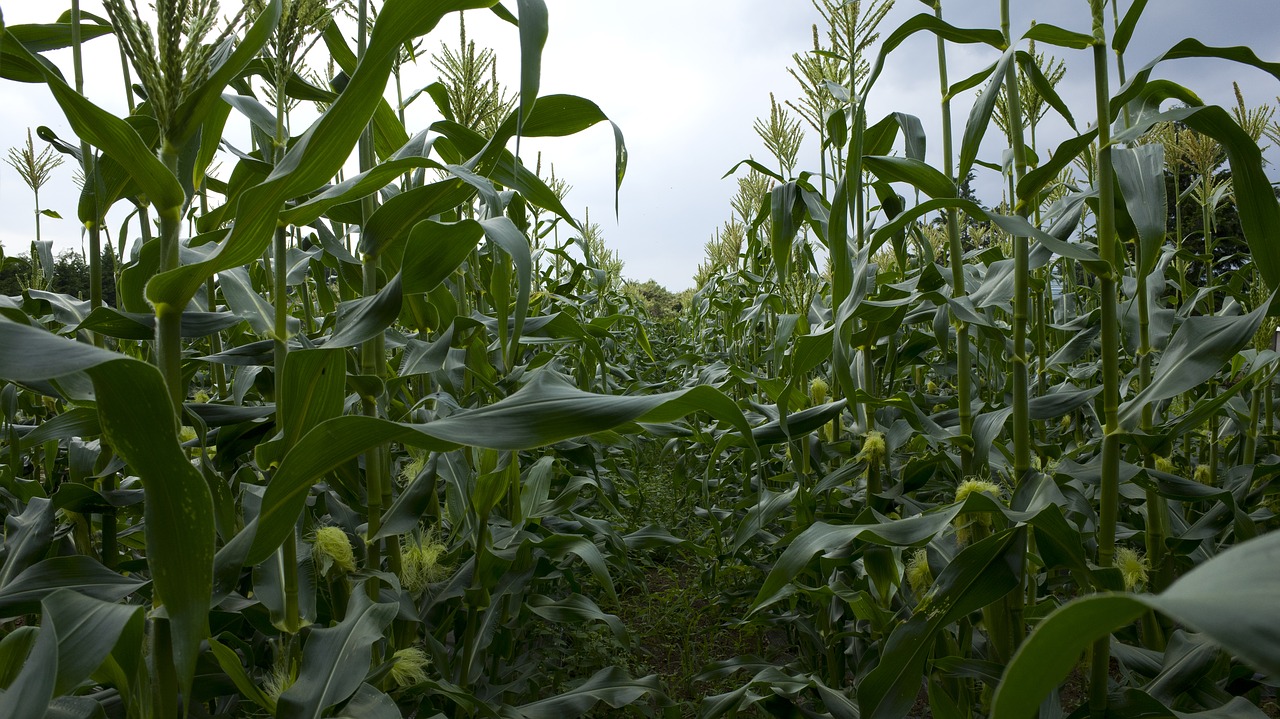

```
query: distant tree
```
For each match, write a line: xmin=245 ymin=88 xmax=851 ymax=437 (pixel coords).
xmin=0 ymin=249 xmax=117 ymax=304
xmin=1148 ymin=97 xmax=1274 ymax=279
xmin=51 ymin=250 xmax=90 ymax=300
xmin=625 ymin=279 xmax=683 ymax=321
xmin=102 ymin=247 xmax=117 ymax=307
xmin=0 ymin=253 xmax=32 ymax=296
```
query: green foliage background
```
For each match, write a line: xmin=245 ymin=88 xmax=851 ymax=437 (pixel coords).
xmin=0 ymin=1 xmax=1279 ymax=718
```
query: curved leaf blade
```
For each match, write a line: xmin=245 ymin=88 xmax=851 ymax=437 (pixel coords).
xmin=0 ymin=320 xmax=212 ymax=704
xmin=277 ymin=589 xmax=398 ymax=719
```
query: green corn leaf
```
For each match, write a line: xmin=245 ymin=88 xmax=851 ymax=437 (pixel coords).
xmin=1118 ymin=303 xmax=1268 ymax=428
xmin=516 ymin=0 xmax=548 ymax=127
xmin=0 ymin=498 xmax=54 ymax=587
xmin=46 ymin=589 xmax=144 ymax=697
xmin=993 ymin=595 xmax=1148 ymax=719
xmin=221 ymin=92 xmax=278 ymax=138
xmin=746 ymin=400 xmax=848 ymax=446
xmin=1015 ymin=50 xmax=1076 ymax=131
xmin=0 ymin=588 xmax=142 ymax=717
xmin=897 ymin=113 xmax=927 ymax=161
xmin=332 ymin=684 xmax=400 ymax=719
xmin=279 ymin=155 xmax=447 ymax=228
xmin=400 ymin=220 xmax=486 ymax=294
xmin=721 ymin=158 xmax=785 ymax=184
xmin=1022 ymin=23 xmax=1092 ymax=50
xmin=829 ymin=176 xmax=852 ymax=305
xmin=0 ymin=556 xmax=146 ymax=616
xmin=0 ymin=596 xmax=56 ymax=717
xmin=993 ymin=530 xmax=1280 ymax=719
xmin=48 ymin=695 xmax=112 ymax=718
xmin=194 ymin=99 xmax=232 ymax=192
xmin=958 ymin=44 xmax=1017 ymax=183
xmin=528 ymin=594 xmax=626 ymax=639
xmin=863 ymin=112 xmax=922 ymax=158
xmin=730 ymin=487 xmax=799 ymax=556
xmin=0 ymin=320 xmax=213 ymax=706
xmin=832 ymin=244 xmax=872 ymax=405
xmin=502 ymin=93 xmax=628 ymax=210
xmin=864 ymin=13 xmax=1005 ymax=95
xmin=1113 ymin=0 xmax=1148 ymax=54
xmin=531 ymin=533 xmax=618 ymax=604
xmin=72 ymin=306 xmax=241 ymax=341
xmin=278 ymin=349 xmax=345 ymax=449
xmin=244 ymin=371 xmax=754 ymax=564
xmin=860 ymin=528 xmax=1026 ymax=719
xmin=1113 ymin=39 xmax=1280 ymax=117
xmin=360 ymin=179 xmax=476 ymax=260
xmin=218 ymin=267 xmax=280 ymax=338
xmin=869 ymin=197 xmax=1102 ymax=271
xmin=423 ymin=80 xmax=455 ymax=121
xmin=322 ymin=274 xmax=403 ymax=349
xmin=1027 ymin=504 xmax=1093 ymax=582
xmin=1029 ymin=386 xmax=1103 ymax=420
xmin=1017 ymin=130 xmax=1097 ymax=205
xmin=0 ymin=16 xmax=111 ymax=81
xmin=490 ymin=2 xmax=518 ymax=24
xmin=946 ymin=61 xmax=998 ymax=102
xmin=432 ymin=111 xmax=606 ymax=227
xmin=863 ymin=156 xmax=956 ymax=199
xmin=0 ymin=628 xmax=38 ymax=689
xmin=1112 ymin=145 xmax=1167 ymax=278
xmin=5 ymin=19 xmax=113 ymax=53
xmin=443 ymin=93 xmax=626 ymax=215
xmin=1143 ymin=530 xmax=1280 ymax=677
xmin=753 ymin=509 xmax=964 ymax=611
xmin=862 ymin=113 xmax=928 ymax=161
xmin=147 ymin=0 xmax=498 ymax=311
xmin=372 ymin=455 xmax=441 ymax=541
xmin=510 ymin=667 xmax=666 ymax=719
xmin=770 ymin=182 xmax=805 ymax=284
xmin=277 ymin=589 xmax=398 ymax=719
xmin=208 ymin=637 xmax=275 ymax=712
xmin=481 ymin=216 xmax=533 ymax=368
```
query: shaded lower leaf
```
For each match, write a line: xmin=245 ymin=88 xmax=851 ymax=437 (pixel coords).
xmin=860 ymin=528 xmax=1026 ymax=719
xmin=277 ymin=588 xmax=398 ymax=719
xmin=506 ymin=667 xmax=665 ymax=719
xmin=0 ymin=320 xmax=213 ymax=704
xmin=993 ymin=531 xmax=1280 ymax=719
xmin=0 ymin=556 xmax=146 ymax=616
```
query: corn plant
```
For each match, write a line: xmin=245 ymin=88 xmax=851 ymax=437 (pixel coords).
xmin=2 ymin=0 xmax=1280 ymax=717
xmin=684 ymin=0 xmax=1280 ymax=717
xmin=0 ymin=1 xmax=777 ymax=715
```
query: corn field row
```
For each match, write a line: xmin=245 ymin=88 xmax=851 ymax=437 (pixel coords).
xmin=0 ymin=0 xmax=1278 ymax=718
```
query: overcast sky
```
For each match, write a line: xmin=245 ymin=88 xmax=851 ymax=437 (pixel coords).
xmin=2 ymin=1 xmax=1278 ymax=291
